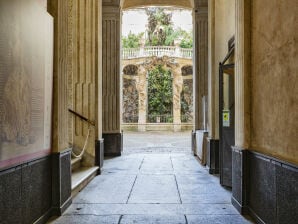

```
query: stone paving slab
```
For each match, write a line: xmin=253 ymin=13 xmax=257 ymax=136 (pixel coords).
xmin=50 ymin=132 xmax=255 ymax=224
xmin=64 ymin=203 xmax=239 ymax=216
xmin=73 ymin=174 xmax=136 ymax=204
xmin=51 ymin=215 xmax=120 ymax=224
xmin=140 ymin=155 xmax=173 ymax=171
xmin=128 ymin=174 xmax=181 ymax=203
xmin=187 ymin=215 xmax=253 ymax=224
xmin=120 ymin=215 xmax=186 ymax=224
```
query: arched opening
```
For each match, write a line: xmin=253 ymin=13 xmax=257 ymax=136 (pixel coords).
xmin=120 ymin=6 xmax=194 ymax=153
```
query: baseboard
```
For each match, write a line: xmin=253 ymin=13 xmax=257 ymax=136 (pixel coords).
xmin=103 ymin=132 xmax=123 ymax=157
xmin=51 ymin=197 xmax=72 ymax=216
xmin=95 ymin=139 xmax=104 ymax=174
xmin=231 ymin=196 xmax=248 ymax=215
xmin=104 ymin=152 xmax=122 ymax=157
xmin=33 ymin=209 xmax=52 ymax=224
xmin=207 ymin=167 xmax=219 ymax=174
xmin=206 ymin=138 xmax=219 ymax=174
xmin=246 ymin=207 xmax=266 ymax=224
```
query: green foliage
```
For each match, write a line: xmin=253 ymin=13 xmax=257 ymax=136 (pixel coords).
xmin=144 ymin=8 xmax=193 ymax=48
xmin=148 ymin=65 xmax=173 ymax=117
xmin=145 ymin=8 xmax=174 ymax=46
xmin=178 ymin=29 xmax=193 ymax=48
xmin=122 ymin=32 xmax=144 ymax=48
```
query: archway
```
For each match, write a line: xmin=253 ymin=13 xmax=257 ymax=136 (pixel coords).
xmin=102 ymin=0 xmax=209 ymax=159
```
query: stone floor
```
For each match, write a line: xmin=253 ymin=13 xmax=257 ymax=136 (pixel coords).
xmin=50 ymin=132 xmax=254 ymax=224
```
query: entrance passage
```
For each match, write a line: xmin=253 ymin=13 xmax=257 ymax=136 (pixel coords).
xmin=51 ymin=133 xmax=252 ymax=224
xmin=123 ymin=131 xmax=191 ymax=154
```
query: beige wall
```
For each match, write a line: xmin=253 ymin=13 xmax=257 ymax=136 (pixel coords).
xmin=210 ymin=0 xmax=235 ymax=138
xmin=251 ymin=0 xmax=298 ymax=164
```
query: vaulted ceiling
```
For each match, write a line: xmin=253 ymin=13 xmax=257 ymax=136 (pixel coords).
xmin=121 ymin=0 xmax=194 ymax=9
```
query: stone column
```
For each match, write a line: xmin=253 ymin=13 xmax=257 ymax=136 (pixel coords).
xmin=136 ymin=66 xmax=147 ymax=132
xmin=235 ymin=0 xmax=251 ymax=149
xmin=48 ymin=0 xmax=69 ymax=153
xmin=232 ymin=0 xmax=251 ymax=214
xmin=172 ymin=66 xmax=183 ymax=132
xmin=102 ymin=0 xmax=122 ymax=156
xmin=193 ymin=0 xmax=208 ymax=131
xmin=207 ymin=0 xmax=216 ymax=139
xmin=47 ymin=0 xmax=72 ymax=215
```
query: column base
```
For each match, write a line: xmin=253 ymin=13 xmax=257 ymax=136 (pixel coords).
xmin=95 ymin=139 xmax=104 ymax=174
xmin=103 ymin=132 xmax=123 ymax=157
xmin=206 ymin=138 xmax=219 ymax=174
xmin=52 ymin=149 xmax=72 ymax=216
xmin=231 ymin=147 xmax=248 ymax=215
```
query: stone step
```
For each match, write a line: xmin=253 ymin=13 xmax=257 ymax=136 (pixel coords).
xmin=71 ymin=166 xmax=99 ymax=198
xmin=71 ymin=157 xmax=82 ymax=172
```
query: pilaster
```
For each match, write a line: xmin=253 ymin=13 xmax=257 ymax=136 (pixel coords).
xmin=233 ymin=0 xmax=251 ymax=214
xmin=207 ymin=0 xmax=217 ymax=139
xmin=48 ymin=0 xmax=69 ymax=153
xmin=235 ymin=0 xmax=251 ymax=149
xmin=102 ymin=0 xmax=122 ymax=155
xmin=193 ymin=0 xmax=208 ymax=130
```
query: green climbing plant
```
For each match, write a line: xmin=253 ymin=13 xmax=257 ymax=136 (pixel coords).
xmin=148 ymin=65 xmax=173 ymax=122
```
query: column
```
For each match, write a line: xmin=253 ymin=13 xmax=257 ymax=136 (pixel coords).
xmin=172 ymin=66 xmax=183 ymax=132
xmin=136 ymin=66 xmax=147 ymax=132
xmin=232 ymin=0 xmax=251 ymax=214
xmin=193 ymin=0 xmax=208 ymax=131
xmin=47 ymin=0 xmax=72 ymax=215
xmin=102 ymin=0 xmax=122 ymax=156
xmin=48 ymin=0 xmax=69 ymax=153
xmin=235 ymin=0 xmax=251 ymax=149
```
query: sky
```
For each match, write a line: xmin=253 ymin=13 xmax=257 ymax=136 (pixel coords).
xmin=122 ymin=9 xmax=193 ymax=36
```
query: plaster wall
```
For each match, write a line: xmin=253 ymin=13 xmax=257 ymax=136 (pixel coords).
xmin=251 ymin=0 xmax=298 ymax=165
xmin=213 ymin=0 xmax=235 ymax=138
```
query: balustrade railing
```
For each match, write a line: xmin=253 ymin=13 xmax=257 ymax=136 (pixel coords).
xmin=122 ymin=46 xmax=193 ymax=59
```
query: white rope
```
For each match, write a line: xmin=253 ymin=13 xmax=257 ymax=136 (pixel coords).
xmin=71 ymin=127 xmax=91 ymax=158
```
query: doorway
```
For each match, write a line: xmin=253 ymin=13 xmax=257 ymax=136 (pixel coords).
xmin=219 ymin=39 xmax=235 ymax=188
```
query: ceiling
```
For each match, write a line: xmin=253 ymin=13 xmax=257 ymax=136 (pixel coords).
xmin=121 ymin=0 xmax=193 ymax=9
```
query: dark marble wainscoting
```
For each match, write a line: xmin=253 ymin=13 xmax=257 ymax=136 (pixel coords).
xmin=95 ymin=139 xmax=104 ymax=174
xmin=52 ymin=149 xmax=72 ymax=216
xmin=231 ymin=147 xmax=248 ymax=214
xmin=103 ymin=132 xmax=123 ymax=157
xmin=191 ymin=130 xmax=196 ymax=155
xmin=232 ymin=149 xmax=298 ymax=224
xmin=0 ymin=155 xmax=52 ymax=224
xmin=206 ymin=138 xmax=219 ymax=174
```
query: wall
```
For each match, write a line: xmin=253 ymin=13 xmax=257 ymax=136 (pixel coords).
xmin=0 ymin=1 xmax=55 ymax=223
xmin=213 ymin=0 xmax=235 ymax=139
xmin=0 ymin=0 xmax=53 ymax=168
xmin=251 ymin=0 xmax=298 ymax=165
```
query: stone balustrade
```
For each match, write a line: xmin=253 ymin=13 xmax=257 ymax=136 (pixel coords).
xmin=122 ymin=46 xmax=193 ymax=59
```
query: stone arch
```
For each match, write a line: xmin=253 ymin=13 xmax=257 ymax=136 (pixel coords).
xmin=122 ymin=64 xmax=139 ymax=123
xmin=181 ymin=65 xmax=193 ymax=76
xmin=123 ymin=64 xmax=139 ymax=76
xmin=181 ymin=65 xmax=193 ymax=122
